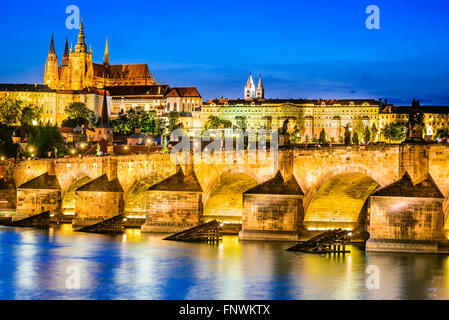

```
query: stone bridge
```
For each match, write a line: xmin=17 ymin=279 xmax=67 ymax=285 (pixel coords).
xmin=2 ymin=143 xmax=449 ymax=253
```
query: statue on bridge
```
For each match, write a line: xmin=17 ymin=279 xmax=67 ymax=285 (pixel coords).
xmin=280 ymin=118 xmax=291 ymax=146
xmin=405 ymin=98 xmax=425 ymax=143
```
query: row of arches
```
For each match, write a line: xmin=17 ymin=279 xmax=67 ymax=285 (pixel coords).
xmin=60 ymin=168 xmax=383 ymax=232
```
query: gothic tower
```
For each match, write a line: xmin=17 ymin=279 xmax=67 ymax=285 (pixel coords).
xmin=256 ymin=74 xmax=264 ymax=99
xmin=69 ymin=20 xmax=93 ymax=90
xmin=43 ymin=34 xmax=59 ymax=88
xmin=244 ymin=73 xmax=256 ymax=100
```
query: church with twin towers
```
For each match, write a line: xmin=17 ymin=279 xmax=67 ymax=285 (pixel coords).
xmin=244 ymin=73 xmax=264 ymax=100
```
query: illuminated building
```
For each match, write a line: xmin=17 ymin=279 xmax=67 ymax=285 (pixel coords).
xmin=166 ymin=87 xmax=202 ymax=113
xmin=379 ymin=105 xmax=449 ymax=140
xmin=44 ymin=22 xmax=154 ymax=91
xmin=107 ymin=85 xmax=170 ymax=117
xmin=0 ymin=83 xmax=107 ymax=125
xmin=202 ymin=97 xmax=381 ymax=142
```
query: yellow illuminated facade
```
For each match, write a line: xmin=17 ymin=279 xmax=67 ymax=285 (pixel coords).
xmin=202 ymin=98 xmax=380 ymax=142
xmin=0 ymin=84 xmax=107 ymax=125
xmin=379 ymin=105 xmax=449 ymax=140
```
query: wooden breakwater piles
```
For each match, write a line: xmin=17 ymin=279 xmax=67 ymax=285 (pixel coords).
xmin=164 ymin=220 xmax=222 ymax=243
xmin=286 ymin=229 xmax=350 ymax=254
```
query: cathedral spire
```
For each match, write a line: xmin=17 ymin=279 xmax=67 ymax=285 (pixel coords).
xmin=49 ymin=33 xmax=56 ymax=55
xmin=103 ymin=37 xmax=109 ymax=67
xmin=75 ymin=18 xmax=87 ymax=52
xmin=244 ymin=73 xmax=255 ymax=100
xmin=44 ymin=33 xmax=58 ymax=88
xmin=99 ymin=88 xmax=111 ymax=128
xmin=61 ymin=36 xmax=70 ymax=67
xmin=256 ymin=74 xmax=264 ymax=99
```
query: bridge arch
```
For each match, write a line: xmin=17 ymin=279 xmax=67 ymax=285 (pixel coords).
xmin=124 ymin=173 xmax=170 ymax=217
xmin=202 ymin=169 xmax=262 ymax=223
xmin=303 ymin=165 xmax=381 ymax=232
xmin=61 ymin=176 xmax=93 ymax=215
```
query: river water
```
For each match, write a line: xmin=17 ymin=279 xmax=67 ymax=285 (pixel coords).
xmin=0 ymin=224 xmax=448 ymax=300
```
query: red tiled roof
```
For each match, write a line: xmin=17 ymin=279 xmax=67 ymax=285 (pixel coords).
xmin=167 ymin=87 xmax=201 ymax=98
xmin=93 ymin=63 xmax=151 ymax=80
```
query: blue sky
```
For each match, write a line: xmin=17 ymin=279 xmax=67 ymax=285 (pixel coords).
xmin=1 ymin=0 xmax=449 ymax=104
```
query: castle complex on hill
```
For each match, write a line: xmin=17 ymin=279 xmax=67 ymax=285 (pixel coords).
xmin=0 ymin=20 xmax=448 ymax=144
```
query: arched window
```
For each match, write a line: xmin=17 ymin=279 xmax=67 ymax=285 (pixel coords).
xmin=174 ymin=102 xmax=178 ymax=111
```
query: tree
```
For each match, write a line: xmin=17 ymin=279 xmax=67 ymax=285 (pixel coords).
xmin=289 ymin=126 xmax=301 ymax=144
xmin=204 ymin=116 xmax=233 ymax=130
xmin=111 ymin=109 xmax=132 ymax=133
xmin=0 ymin=125 xmax=19 ymax=159
xmin=236 ymin=116 xmax=247 ymax=131
xmin=371 ymin=124 xmax=378 ymax=142
xmin=352 ymin=132 xmax=359 ymax=145
xmin=154 ymin=117 xmax=167 ymax=136
xmin=167 ymin=111 xmax=183 ymax=133
xmin=64 ymin=102 xmax=96 ymax=127
xmin=364 ymin=126 xmax=371 ymax=144
xmin=435 ymin=128 xmax=449 ymax=139
xmin=319 ymin=129 xmax=326 ymax=144
xmin=0 ymin=97 xmax=23 ymax=126
xmin=344 ymin=125 xmax=351 ymax=145
xmin=381 ymin=123 xmax=407 ymax=143
xmin=354 ymin=120 xmax=364 ymax=141
xmin=204 ymin=116 xmax=221 ymax=130
xmin=26 ymin=123 xmax=67 ymax=158
xmin=140 ymin=111 xmax=156 ymax=134
xmin=20 ymin=105 xmax=41 ymax=126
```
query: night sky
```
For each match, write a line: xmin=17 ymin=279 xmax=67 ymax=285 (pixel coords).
xmin=1 ymin=0 xmax=449 ymax=104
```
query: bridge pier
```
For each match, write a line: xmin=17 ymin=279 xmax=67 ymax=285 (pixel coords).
xmin=367 ymin=170 xmax=445 ymax=253
xmin=73 ymin=174 xmax=124 ymax=227
xmin=141 ymin=161 xmax=203 ymax=233
xmin=15 ymin=172 xmax=61 ymax=221
xmin=239 ymin=149 xmax=305 ymax=241
xmin=366 ymin=144 xmax=445 ymax=253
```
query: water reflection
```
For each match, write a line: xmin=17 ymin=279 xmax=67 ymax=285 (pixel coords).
xmin=1 ymin=225 xmax=449 ymax=300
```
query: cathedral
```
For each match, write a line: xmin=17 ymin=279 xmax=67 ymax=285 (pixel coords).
xmin=44 ymin=21 xmax=155 ymax=91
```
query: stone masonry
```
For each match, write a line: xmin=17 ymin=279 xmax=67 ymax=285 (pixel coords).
xmin=15 ymin=172 xmax=61 ymax=221
xmin=142 ymin=164 xmax=203 ymax=233
xmin=73 ymin=174 xmax=124 ymax=227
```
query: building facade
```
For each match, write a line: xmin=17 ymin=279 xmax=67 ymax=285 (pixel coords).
xmin=202 ymin=98 xmax=381 ymax=142
xmin=379 ymin=105 xmax=449 ymax=140
xmin=166 ymin=87 xmax=202 ymax=114
xmin=0 ymin=84 xmax=108 ymax=125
